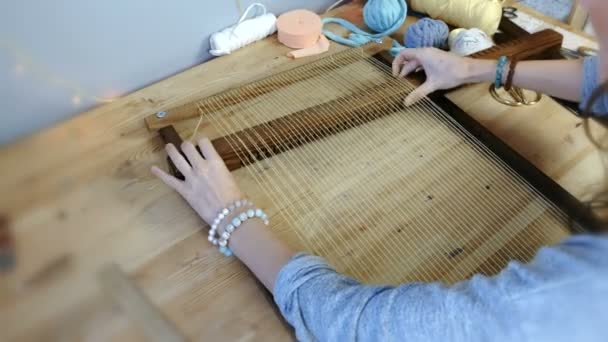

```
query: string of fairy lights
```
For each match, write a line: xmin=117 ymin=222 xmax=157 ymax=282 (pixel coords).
xmin=2 ymin=1 xmax=252 ymax=108
xmin=1 ymin=1 xmax=255 ymax=110
xmin=2 ymin=37 xmax=118 ymax=107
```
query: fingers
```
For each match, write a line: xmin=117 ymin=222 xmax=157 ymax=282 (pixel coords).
xmin=198 ymin=138 xmax=222 ymax=162
xmin=399 ymin=60 xmax=421 ymax=78
xmin=166 ymin=143 xmax=192 ymax=177
xmin=392 ymin=49 xmax=420 ymax=77
xmin=181 ymin=141 xmax=206 ymax=172
xmin=404 ymin=81 xmax=435 ymax=107
xmin=151 ymin=166 xmax=185 ymax=193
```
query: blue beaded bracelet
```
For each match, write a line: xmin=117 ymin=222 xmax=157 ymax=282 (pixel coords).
xmin=495 ymin=56 xmax=508 ymax=89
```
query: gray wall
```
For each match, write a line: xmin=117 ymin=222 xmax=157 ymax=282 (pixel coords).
xmin=0 ymin=0 xmax=335 ymax=145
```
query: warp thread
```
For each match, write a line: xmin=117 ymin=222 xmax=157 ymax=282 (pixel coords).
xmin=209 ymin=3 xmax=277 ymax=56
xmin=409 ymin=0 xmax=503 ymax=35
xmin=448 ymin=28 xmax=494 ymax=56
xmin=322 ymin=0 xmax=408 ymax=47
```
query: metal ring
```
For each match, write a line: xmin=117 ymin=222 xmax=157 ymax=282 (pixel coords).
xmin=502 ymin=7 xmax=518 ymax=19
xmin=578 ymin=46 xmax=598 ymax=57
xmin=489 ymin=85 xmax=542 ymax=107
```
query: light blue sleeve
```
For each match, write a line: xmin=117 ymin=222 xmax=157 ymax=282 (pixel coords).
xmin=273 ymin=235 xmax=608 ymax=342
xmin=580 ymin=56 xmax=608 ymax=115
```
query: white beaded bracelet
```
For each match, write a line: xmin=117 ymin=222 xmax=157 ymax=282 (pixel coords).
xmin=218 ymin=208 xmax=269 ymax=257
xmin=207 ymin=199 xmax=252 ymax=247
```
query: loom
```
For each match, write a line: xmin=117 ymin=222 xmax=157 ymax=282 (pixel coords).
xmin=145 ymin=20 xmax=602 ymax=288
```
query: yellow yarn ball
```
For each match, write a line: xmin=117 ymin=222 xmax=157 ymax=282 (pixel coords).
xmin=408 ymin=0 xmax=503 ymax=36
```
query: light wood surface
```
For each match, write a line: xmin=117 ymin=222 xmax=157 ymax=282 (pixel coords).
xmin=0 ymin=3 xmax=606 ymax=341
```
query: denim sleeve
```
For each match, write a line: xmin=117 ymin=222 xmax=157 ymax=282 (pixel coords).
xmin=273 ymin=254 xmax=511 ymax=342
xmin=273 ymin=235 xmax=608 ymax=342
xmin=580 ymin=56 xmax=608 ymax=115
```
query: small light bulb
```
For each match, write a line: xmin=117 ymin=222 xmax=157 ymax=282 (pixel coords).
xmin=71 ymin=95 xmax=81 ymax=105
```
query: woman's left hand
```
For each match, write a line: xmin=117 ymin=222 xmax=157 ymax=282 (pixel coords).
xmin=151 ymin=138 xmax=243 ymax=225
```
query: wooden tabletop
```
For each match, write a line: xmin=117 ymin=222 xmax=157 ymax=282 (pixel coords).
xmin=0 ymin=3 xmax=605 ymax=341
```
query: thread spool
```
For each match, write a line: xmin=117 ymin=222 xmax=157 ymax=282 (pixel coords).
xmin=448 ymin=28 xmax=493 ymax=56
xmin=409 ymin=0 xmax=503 ymax=35
xmin=276 ymin=9 xmax=322 ymax=49
xmin=405 ymin=18 xmax=449 ymax=49
xmin=209 ymin=3 xmax=277 ymax=56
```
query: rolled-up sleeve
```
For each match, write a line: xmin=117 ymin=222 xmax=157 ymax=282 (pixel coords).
xmin=273 ymin=253 xmax=510 ymax=342
xmin=580 ymin=56 xmax=608 ymax=115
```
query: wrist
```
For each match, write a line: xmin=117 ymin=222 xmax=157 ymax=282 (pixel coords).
xmin=463 ymin=58 xmax=497 ymax=84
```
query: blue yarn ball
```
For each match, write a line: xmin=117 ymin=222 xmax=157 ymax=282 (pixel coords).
xmin=363 ymin=0 xmax=407 ymax=33
xmin=405 ymin=18 xmax=449 ymax=49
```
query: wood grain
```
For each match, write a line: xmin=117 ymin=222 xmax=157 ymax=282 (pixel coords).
xmin=144 ymin=43 xmax=388 ymax=131
xmin=98 ymin=264 xmax=185 ymax=342
xmin=0 ymin=3 xmax=605 ymax=341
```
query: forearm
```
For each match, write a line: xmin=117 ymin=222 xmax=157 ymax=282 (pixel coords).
xmin=274 ymin=254 xmax=507 ymax=342
xmin=228 ymin=219 xmax=296 ymax=291
xmin=464 ymin=58 xmax=585 ymax=102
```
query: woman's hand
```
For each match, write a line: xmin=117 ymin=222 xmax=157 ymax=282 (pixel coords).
xmin=151 ymin=139 xmax=243 ymax=225
xmin=392 ymin=48 xmax=474 ymax=106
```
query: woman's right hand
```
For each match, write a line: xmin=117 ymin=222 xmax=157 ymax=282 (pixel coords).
xmin=392 ymin=48 xmax=474 ymax=106
xmin=151 ymin=139 xmax=243 ymax=226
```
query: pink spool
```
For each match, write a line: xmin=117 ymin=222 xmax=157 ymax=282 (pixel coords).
xmin=276 ymin=9 xmax=322 ymax=49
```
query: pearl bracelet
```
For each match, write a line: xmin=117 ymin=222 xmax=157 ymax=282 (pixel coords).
xmin=208 ymin=199 xmax=252 ymax=247
xmin=218 ymin=208 xmax=269 ymax=257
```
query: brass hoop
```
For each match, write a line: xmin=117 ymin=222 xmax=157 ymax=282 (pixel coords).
xmin=489 ymin=85 xmax=542 ymax=107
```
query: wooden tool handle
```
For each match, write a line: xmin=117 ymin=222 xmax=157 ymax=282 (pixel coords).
xmin=471 ymin=29 xmax=563 ymax=60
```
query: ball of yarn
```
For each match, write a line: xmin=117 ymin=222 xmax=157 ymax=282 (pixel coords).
xmin=363 ymin=0 xmax=407 ymax=33
xmin=448 ymin=28 xmax=493 ymax=56
xmin=409 ymin=0 xmax=503 ymax=35
xmin=322 ymin=0 xmax=407 ymax=47
xmin=405 ymin=18 xmax=449 ymax=49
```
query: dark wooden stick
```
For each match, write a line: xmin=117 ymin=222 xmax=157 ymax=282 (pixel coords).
xmin=211 ymin=81 xmax=408 ymax=171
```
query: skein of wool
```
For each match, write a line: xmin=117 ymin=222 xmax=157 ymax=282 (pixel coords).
xmin=448 ymin=28 xmax=494 ymax=56
xmin=209 ymin=3 xmax=277 ymax=56
xmin=408 ymin=0 xmax=503 ymax=35
xmin=389 ymin=17 xmax=449 ymax=56
xmin=322 ymin=0 xmax=408 ymax=47
xmin=405 ymin=18 xmax=449 ymax=48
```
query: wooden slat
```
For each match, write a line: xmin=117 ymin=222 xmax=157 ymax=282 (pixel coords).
xmin=471 ymin=29 xmax=563 ymax=60
xmin=97 ymin=264 xmax=186 ymax=342
xmin=567 ymin=0 xmax=589 ymax=31
xmin=144 ymin=43 xmax=388 ymax=131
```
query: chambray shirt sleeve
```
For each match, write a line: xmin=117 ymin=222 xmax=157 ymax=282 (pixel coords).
xmin=580 ymin=56 xmax=608 ymax=115
xmin=273 ymin=253 xmax=510 ymax=342
xmin=273 ymin=235 xmax=608 ymax=342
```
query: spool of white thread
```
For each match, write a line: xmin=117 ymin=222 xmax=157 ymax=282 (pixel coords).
xmin=448 ymin=28 xmax=493 ymax=56
xmin=209 ymin=3 xmax=277 ymax=57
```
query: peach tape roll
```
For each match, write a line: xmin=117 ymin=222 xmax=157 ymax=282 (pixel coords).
xmin=277 ymin=9 xmax=322 ymax=48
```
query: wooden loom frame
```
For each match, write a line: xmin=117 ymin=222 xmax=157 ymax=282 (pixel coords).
xmin=145 ymin=19 xmax=605 ymax=233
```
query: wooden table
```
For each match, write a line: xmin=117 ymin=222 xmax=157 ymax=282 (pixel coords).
xmin=0 ymin=4 xmax=605 ymax=341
